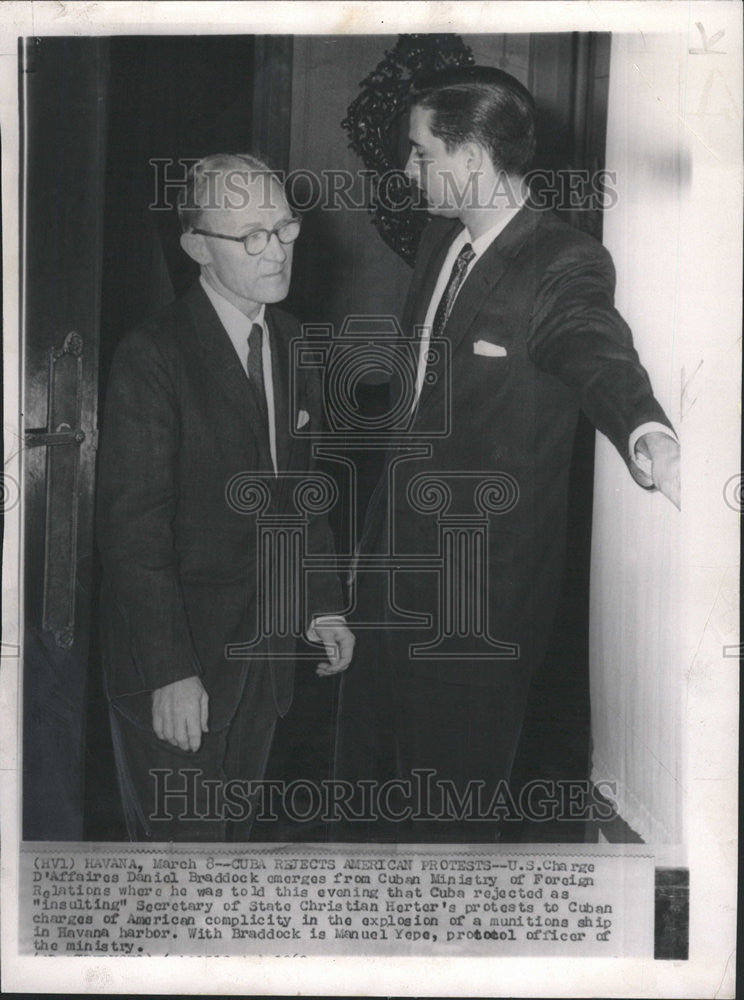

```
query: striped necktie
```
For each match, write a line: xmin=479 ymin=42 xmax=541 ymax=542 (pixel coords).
xmin=431 ymin=242 xmax=476 ymax=338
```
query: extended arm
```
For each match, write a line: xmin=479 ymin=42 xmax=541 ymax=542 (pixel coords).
xmin=528 ymin=242 xmax=680 ymax=508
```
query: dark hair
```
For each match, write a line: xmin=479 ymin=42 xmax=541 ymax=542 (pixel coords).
xmin=177 ymin=152 xmax=276 ymax=232
xmin=408 ymin=65 xmax=536 ymax=175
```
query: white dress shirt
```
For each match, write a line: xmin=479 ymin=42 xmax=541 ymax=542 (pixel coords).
xmin=414 ymin=211 xmax=676 ymax=474
xmin=200 ymin=276 xmax=277 ymax=474
xmin=413 ymin=209 xmax=521 ymax=406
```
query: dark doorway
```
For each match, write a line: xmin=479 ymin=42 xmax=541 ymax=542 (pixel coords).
xmin=20 ymin=35 xmax=258 ymax=841
xmin=21 ymin=33 xmax=608 ymax=842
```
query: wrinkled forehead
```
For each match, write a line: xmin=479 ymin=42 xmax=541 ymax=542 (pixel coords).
xmin=197 ymin=172 xmax=289 ymax=232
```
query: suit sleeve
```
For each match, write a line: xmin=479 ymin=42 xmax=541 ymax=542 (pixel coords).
xmin=527 ymin=239 xmax=674 ymax=461
xmin=96 ymin=328 xmax=202 ymax=693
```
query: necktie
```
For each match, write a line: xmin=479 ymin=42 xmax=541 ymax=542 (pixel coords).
xmin=431 ymin=242 xmax=476 ymax=338
xmin=413 ymin=241 xmax=476 ymax=408
xmin=247 ymin=322 xmax=269 ymax=429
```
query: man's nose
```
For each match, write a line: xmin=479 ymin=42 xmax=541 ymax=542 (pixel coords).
xmin=264 ymin=231 xmax=288 ymax=262
xmin=404 ymin=151 xmax=416 ymax=180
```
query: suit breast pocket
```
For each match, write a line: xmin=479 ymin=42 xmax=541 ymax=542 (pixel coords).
xmin=470 ymin=354 xmax=512 ymax=384
xmin=475 ymin=353 xmax=511 ymax=367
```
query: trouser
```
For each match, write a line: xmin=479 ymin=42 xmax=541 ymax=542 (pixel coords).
xmin=334 ymin=626 xmax=532 ymax=843
xmin=109 ymin=662 xmax=277 ymax=842
xmin=391 ymin=663 xmax=532 ymax=841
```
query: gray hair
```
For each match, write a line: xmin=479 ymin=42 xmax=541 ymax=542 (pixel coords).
xmin=177 ymin=152 xmax=279 ymax=232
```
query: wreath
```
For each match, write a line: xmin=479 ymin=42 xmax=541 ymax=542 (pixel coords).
xmin=341 ymin=34 xmax=474 ymax=264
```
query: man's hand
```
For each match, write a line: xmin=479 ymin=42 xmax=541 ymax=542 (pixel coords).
xmin=152 ymin=676 xmax=209 ymax=751
xmin=633 ymin=431 xmax=681 ymax=510
xmin=311 ymin=621 xmax=356 ymax=677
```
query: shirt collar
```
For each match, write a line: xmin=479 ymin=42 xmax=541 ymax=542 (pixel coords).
xmin=457 ymin=197 xmax=527 ymax=261
xmin=199 ymin=274 xmax=266 ymax=338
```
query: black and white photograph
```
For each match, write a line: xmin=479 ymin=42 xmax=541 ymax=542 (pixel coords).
xmin=0 ymin=1 xmax=740 ymax=995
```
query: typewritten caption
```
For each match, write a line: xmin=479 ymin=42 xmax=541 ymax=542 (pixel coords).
xmin=20 ymin=844 xmax=654 ymax=957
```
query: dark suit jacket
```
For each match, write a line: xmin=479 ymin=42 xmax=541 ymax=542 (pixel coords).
xmin=96 ymin=283 xmax=342 ymax=730
xmin=362 ymin=205 xmax=673 ymax=686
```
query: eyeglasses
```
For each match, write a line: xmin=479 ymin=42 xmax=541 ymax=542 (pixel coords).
xmin=189 ymin=216 xmax=302 ymax=256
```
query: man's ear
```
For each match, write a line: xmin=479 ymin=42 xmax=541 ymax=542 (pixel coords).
xmin=180 ymin=231 xmax=211 ymax=266
xmin=460 ymin=141 xmax=485 ymax=173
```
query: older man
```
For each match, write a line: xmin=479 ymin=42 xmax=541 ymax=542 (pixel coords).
xmin=97 ymin=153 xmax=353 ymax=841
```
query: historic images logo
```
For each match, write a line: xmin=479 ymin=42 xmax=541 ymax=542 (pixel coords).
xmin=222 ymin=315 xmax=521 ymax=663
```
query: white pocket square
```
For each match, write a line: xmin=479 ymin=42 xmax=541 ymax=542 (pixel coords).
xmin=473 ymin=340 xmax=507 ymax=357
xmin=296 ymin=409 xmax=310 ymax=429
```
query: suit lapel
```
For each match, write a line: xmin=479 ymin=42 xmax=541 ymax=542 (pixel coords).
xmin=395 ymin=219 xmax=461 ymax=417
xmin=416 ymin=204 xmax=539 ymax=414
xmin=402 ymin=218 xmax=462 ymax=333
xmin=183 ymin=283 xmax=273 ymax=471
